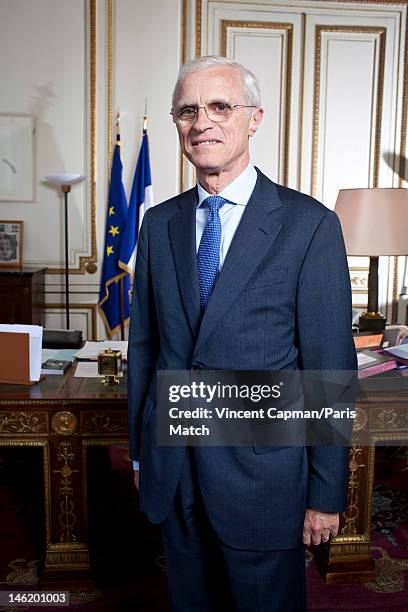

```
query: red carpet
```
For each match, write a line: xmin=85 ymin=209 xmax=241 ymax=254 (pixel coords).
xmin=0 ymin=446 xmax=407 ymax=611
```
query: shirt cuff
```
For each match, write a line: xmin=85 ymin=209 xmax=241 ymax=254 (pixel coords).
xmin=133 ymin=460 xmax=140 ymax=470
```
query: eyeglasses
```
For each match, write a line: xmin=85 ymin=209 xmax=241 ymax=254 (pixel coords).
xmin=171 ymin=102 xmax=257 ymax=124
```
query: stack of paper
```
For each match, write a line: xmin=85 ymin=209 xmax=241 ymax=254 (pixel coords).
xmin=383 ymin=343 xmax=408 ymax=363
xmin=357 ymin=349 xmax=397 ymax=379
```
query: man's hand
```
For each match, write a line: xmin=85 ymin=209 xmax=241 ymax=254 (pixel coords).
xmin=133 ymin=468 xmax=140 ymax=490
xmin=303 ymin=509 xmax=339 ymax=546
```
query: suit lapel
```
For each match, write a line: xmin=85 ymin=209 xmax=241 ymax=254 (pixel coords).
xmin=193 ymin=171 xmax=283 ymax=358
xmin=168 ymin=188 xmax=202 ymax=336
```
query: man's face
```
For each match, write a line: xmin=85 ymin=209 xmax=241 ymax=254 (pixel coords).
xmin=174 ymin=66 xmax=262 ymax=176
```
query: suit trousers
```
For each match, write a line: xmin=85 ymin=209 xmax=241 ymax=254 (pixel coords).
xmin=161 ymin=448 xmax=307 ymax=612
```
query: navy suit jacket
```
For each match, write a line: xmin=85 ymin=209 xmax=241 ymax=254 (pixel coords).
xmin=127 ymin=168 xmax=357 ymax=550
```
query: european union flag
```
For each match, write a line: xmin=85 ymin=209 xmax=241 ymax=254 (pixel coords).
xmin=98 ymin=137 xmax=131 ymax=336
xmin=119 ymin=132 xmax=153 ymax=275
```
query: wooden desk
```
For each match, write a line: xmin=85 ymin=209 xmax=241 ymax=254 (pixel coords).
xmin=318 ymin=372 xmax=408 ymax=584
xmin=0 ymin=368 xmax=127 ymax=589
xmin=0 ymin=369 xmax=407 ymax=587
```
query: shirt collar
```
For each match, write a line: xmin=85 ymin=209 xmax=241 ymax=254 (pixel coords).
xmin=196 ymin=163 xmax=257 ymax=208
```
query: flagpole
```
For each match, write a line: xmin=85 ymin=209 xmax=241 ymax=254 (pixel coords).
xmin=119 ymin=276 xmax=125 ymax=340
xmin=116 ymin=111 xmax=126 ymax=341
xmin=118 ymin=103 xmax=153 ymax=312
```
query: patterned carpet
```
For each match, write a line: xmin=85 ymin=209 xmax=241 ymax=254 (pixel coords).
xmin=0 ymin=446 xmax=407 ymax=611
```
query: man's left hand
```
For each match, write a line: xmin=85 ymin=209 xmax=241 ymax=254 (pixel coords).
xmin=303 ymin=508 xmax=339 ymax=546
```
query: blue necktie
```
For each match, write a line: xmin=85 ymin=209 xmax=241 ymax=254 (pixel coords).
xmin=197 ymin=195 xmax=227 ymax=311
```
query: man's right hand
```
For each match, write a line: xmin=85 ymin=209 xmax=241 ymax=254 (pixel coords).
xmin=133 ymin=469 xmax=140 ymax=490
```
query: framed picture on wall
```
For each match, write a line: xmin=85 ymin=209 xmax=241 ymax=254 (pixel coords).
xmin=0 ymin=221 xmax=23 ymax=267
xmin=0 ymin=115 xmax=34 ymax=201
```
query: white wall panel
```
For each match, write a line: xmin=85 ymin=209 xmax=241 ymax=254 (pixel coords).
xmin=0 ymin=0 xmax=91 ymax=269
xmin=45 ymin=305 xmax=97 ymax=341
xmin=205 ymin=5 xmax=303 ymax=189
xmin=114 ymin=0 xmax=181 ymax=206
xmin=96 ymin=0 xmax=181 ymax=340
xmin=302 ymin=12 xmax=400 ymax=207
xmin=315 ymin=32 xmax=381 ymax=205
xmin=223 ymin=25 xmax=292 ymax=184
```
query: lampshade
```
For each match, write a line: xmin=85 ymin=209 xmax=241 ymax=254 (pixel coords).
xmin=335 ymin=188 xmax=408 ymax=256
xmin=45 ymin=173 xmax=86 ymax=187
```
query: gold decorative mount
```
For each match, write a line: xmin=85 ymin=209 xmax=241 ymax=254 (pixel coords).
xmin=53 ymin=441 xmax=80 ymax=543
xmin=82 ymin=411 xmax=128 ymax=434
xmin=0 ymin=411 xmax=48 ymax=434
xmin=51 ymin=411 xmax=78 ymax=437
xmin=341 ymin=446 xmax=366 ymax=536
xmin=45 ymin=542 xmax=90 ymax=570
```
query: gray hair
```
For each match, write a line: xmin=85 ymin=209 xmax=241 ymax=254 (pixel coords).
xmin=172 ymin=56 xmax=261 ymax=109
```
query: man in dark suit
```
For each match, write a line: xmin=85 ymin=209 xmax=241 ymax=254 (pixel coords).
xmin=128 ymin=56 xmax=356 ymax=611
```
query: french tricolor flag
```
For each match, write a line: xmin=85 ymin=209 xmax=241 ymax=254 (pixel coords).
xmin=119 ymin=132 xmax=154 ymax=275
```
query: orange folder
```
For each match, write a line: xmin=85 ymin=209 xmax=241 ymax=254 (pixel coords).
xmin=0 ymin=331 xmax=34 ymax=385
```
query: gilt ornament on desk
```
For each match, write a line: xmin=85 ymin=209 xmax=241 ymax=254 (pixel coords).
xmin=97 ymin=348 xmax=123 ymax=385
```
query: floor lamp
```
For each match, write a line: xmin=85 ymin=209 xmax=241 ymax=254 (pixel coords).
xmin=45 ymin=173 xmax=86 ymax=330
xmin=335 ymin=188 xmax=408 ymax=331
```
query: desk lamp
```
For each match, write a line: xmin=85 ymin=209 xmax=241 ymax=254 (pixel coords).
xmin=335 ymin=188 xmax=408 ymax=331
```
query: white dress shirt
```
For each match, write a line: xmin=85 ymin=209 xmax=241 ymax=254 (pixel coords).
xmin=196 ymin=163 xmax=257 ymax=266
xmin=133 ymin=163 xmax=257 ymax=471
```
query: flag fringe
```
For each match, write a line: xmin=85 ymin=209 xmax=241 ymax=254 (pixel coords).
xmin=98 ymin=270 xmax=129 ymax=308
xmin=118 ymin=261 xmax=134 ymax=276
xmin=98 ymin=303 xmax=130 ymax=338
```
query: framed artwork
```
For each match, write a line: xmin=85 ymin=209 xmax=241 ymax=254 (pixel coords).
xmin=0 ymin=221 xmax=24 ymax=267
xmin=0 ymin=115 xmax=34 ymax=201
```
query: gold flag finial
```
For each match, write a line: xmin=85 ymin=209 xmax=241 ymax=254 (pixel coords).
xmin=115 ymin=111 xmax=121 ymax=144
xmin=143 ymin=99 xmax=148 ymax=133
